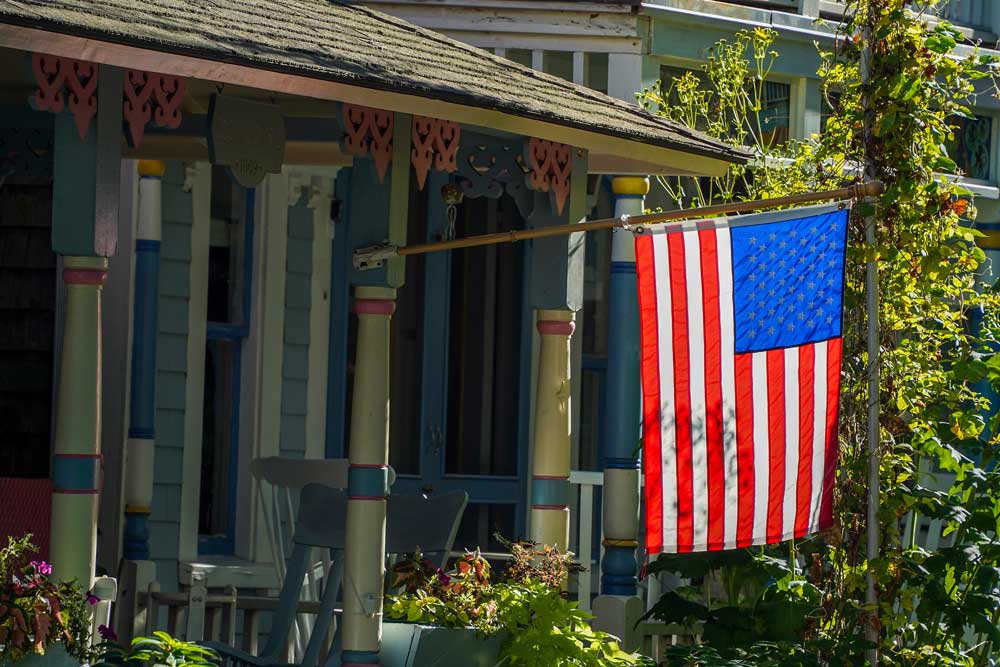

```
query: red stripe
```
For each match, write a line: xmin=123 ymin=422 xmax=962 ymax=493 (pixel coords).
xmin=635 ymin=234 xmax=664 ymax=555
xmin=766 ymin=349 xmax=785 ymax=542
xmin=698 ymin=228 xmax=725 ymax=549
xmin=795 ymin=344 xmax=815 ymax=537
xmin=734 ymin=353 xmax=755 ymax=548
xmin=820 ymin=338 xmax=843 ymax=529
xmin=668 ymin=232 xmax=694 ymax=553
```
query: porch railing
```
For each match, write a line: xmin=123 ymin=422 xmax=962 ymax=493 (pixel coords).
xmin=729 ymin=0 xmax=995 ymax=33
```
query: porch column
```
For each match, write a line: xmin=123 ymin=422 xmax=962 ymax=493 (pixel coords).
xmin=50 ymin=256 xmax=108 ymax=588
xmin=123 ymin=160 xmax=164 ymax=561
xmin=592 ymin=176 xmax=647 ymax=650
xmin=342 ymin=286 xmax=395 ymax=667
xmin=530 ymin=309 xmax=575 ymax=551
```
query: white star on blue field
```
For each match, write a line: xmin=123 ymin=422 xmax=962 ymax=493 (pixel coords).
xmin=730 ymin=209 xmax=849 ymax=354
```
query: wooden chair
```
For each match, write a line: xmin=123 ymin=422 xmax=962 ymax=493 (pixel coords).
xmin=204 ymin=483 xmax=467 ymax=667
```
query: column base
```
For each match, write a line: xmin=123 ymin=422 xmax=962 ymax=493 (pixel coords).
xmin=592 ymin=594 xmax=644 ymax=652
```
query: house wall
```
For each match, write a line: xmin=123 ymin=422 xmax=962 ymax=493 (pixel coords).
xmin=280 ymin=202 xmax=313 ymax=460
xmin=149 ymin=161 xmax=192 ymax=590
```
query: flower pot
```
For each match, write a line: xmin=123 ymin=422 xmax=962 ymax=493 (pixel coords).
xmin=380 ymin=621 xmax=504 ymax=667
xmin=0 ymin=644 xmax=81 ymax=667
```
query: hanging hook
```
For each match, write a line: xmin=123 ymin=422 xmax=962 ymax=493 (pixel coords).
xmin=441 ymin=183 xmax=463 ymax=241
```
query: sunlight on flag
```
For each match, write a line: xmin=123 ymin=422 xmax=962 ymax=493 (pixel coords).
xmin=635 ymin=203 xmax=849 ymax=554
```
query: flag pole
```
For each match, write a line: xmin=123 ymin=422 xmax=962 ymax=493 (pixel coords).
xmin=860 ymin=1 xmax=881 ymax=663
xmin=353 ymin=181 xmax=884 ymax=269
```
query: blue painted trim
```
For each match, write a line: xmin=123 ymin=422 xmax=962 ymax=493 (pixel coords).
xmin=128 ymin=244 xmax=160 ymax=437
xmin=610 ymin=261 xmax=636 ymax=274
xmin=615 ymin=193 xmax=645 ymax=199
xmin=326 ymin=169 xmax=353 ymax=459
xmin=348 ymin=466 xmax=389 ymax=498
xmin=123 ymin=512 xmax=150 ymax=560
xmin=515 ymin=222 xmax=533 ymax=538
xmin=127 ymin=427 xmax=154 ymax=439
xmin=530 ymin=477 xmax=570 ymax=507
xmin=138 ymin=175 xmax=162 ymax=182
xmin=199 ymin=187 xmax=255 ymax=557
xmin=52 ymin=456 xmax=100 ymax=492
xmin=341 ymin=649 xmax=379 ymax=666
xmin=600 ymin=545 xmax=638 ymax=596
xmin=975 ymin=222 xmax=1000 ymax=231
xmin=604 ymin=457 xmax=640 ymax=470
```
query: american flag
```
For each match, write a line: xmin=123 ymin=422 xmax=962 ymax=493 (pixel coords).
xmin=635 ymin=204 xmax=848 ymax=554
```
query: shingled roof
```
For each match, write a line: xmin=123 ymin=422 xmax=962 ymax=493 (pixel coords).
xmin=0 ymin=0 xmax=749 ymax=167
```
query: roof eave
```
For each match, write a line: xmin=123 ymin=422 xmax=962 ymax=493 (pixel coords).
xmin=0 ymin=22 xmax=746 ymax=173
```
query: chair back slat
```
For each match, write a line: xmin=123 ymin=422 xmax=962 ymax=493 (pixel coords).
xmin=386 ymin=491 xmax=468 ymax=567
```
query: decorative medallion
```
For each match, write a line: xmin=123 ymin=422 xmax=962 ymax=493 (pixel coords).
xmin=455 ymin=141 xmax=534 ymax=220
xmin=207 ymin=94 xmax=285 ymax=188
xmin=31 ymin=53 xmax=186 ymax=148
xmin=31 ymin=54 xmax=98 ymax=139
xmin=342 ymin=104 xmax=394 ymax=183
xmin=526 ymin=137 xmax=572 ymax=215
xmin=123 ymin=70 xmax=186 ymax=148
xmin=411 ymin=116 xmax=461 ymax=190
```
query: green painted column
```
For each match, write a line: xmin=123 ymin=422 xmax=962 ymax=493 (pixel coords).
xmin=50 ymin=256 xmax=108 ymax=588
xmin=341 ymin=285 xmax=395 ymax=667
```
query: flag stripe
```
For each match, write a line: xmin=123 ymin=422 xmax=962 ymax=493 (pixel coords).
xmin=697 ymin=227 xmax=724 ymax=549
xmin=782 ymin=347 xmax=799 ymax=540
xmin=751 ymin=352 xmax=769 ymax=542
xmin=653 ymin=234 xmax=677 ymax=550
xmin=795 ymin=343 xmax=815 ymax=538
xmin=635 ymin=234 xmax=664 ymax=554
xmin=716 ymin=226 xmax=739 ymax=550
xmin=734 ymin=353 xmax=755 ymax=548
xmin=668 ymin=232 xmax=694 ymax=552
xmin=766 ymin=349 xmax=785 ymax=542
xmin=809 ymin=341 xmax=828 ymax=531
xmin=820 ymin=337 xmax=842 ymax=529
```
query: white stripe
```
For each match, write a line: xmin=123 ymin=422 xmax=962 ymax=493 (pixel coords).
xmin=751 ymin=351 xmax=769 ymax=542
xmin=653 ymin=234 xmax=677 ymax=551
xmin=809 ymin=342 xmax=828 ymax=530
xmin=783 ymin=347 xmax=800 ymax=539
xmin=683 ymin=230 xmax=708 ymax=550
xmin=716 ymin=226 xmax=739 ymax=549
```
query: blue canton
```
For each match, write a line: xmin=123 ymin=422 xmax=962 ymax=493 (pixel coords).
xmin=730 ymin=209 xmax=848 ymax=354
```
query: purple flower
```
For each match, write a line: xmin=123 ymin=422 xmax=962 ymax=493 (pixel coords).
xmin=98 ymin=624 xmax=118 ymax=642
xmin=436 ymin=568 xmax=451 ymax=586
xmin=30 ymin=561 xmax=52 ymax=576
xmin=85 ymin=593 xmax=100 ymax=605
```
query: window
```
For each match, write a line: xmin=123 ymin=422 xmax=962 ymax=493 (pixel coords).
xmin=945 ymin=114 xmax=993 ymax=181
xmin=759 ymin=81 xmax=791 ymax=147
xmin=198 ymin=166 xmax=254 ymax=555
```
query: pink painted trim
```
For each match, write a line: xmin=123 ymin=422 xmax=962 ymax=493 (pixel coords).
xmin=63 ymin=268 xmax=107 ymax=286
xmin=350 ymin=463 xmax=389 ymax=469
xmin=532 ymin=504 xmax=570 ymax=510
xmin=53 ymin=489 xmax=100 ymax=495
xmin=55 ymin=453 xmax=102 ymax=459
xmin=537 ymin=320 xmax=575 ymax=336
xmin=354 ymin=299 xmax=395 ymax=316
xmin=532 ymin=474 xmax=570 ymax=481
xmin=348 ymin=496 xmax=388 ymax=501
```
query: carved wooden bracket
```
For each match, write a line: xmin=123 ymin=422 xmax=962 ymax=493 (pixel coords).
xmin=526 ymin=137 xmax=572 ymax=215
xmin=32 ymin=54 xmax=98 ymax=140
xmin=123 ymin=70 xmax=186 ymax=148
xmin=32 ymin=53 xmax=185 ymax=147
xmin=342 ymin=103 xmax=393 ymax=183
xmin=411 ymin=116 xmax=460 ymax=190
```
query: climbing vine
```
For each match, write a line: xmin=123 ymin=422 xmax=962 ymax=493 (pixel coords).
xmin=639 ymin=1 xmax=1000 ymax=664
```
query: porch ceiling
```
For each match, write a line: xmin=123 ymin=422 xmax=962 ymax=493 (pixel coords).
xmin=0 ymin=0 xmax=749 ymax=176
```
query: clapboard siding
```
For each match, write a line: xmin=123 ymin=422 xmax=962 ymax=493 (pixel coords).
xmin=280 ymin=203 xmax=312 ymax=459
xmin=149 ymin=162 xmax=191 ymax=585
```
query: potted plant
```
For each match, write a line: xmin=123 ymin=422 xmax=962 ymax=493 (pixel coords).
xmin=0 ymin=536 xmax=99 ymax=667
xmin=385 ymin=539 xmax=654 ymax=667
xmin=97 ymin=631 xmax=218 ymax=667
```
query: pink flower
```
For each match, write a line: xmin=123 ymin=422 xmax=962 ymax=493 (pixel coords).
xmin=85 ymin=593 xmax=100 ymax=605
xmin=436 ymin=568 xmax=451 ymax=586
xmin=30 ymin=561 xmax=52 ymax=576
xmin=98 ymin=624 xmax=118 ymax=642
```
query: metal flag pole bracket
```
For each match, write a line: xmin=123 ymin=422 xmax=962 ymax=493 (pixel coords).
xmin=351 ymin=180 xmax=884 ymax=270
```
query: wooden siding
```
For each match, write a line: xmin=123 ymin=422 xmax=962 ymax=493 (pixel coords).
xmin=150 ymin=161 xmax=191 ymax=591
xmin=280 ymin=203 xmax=313 ymax=459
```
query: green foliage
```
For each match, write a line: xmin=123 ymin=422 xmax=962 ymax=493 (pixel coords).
xmin=637 ymin=2 xmax=1000 ymax=664
xmin=0 ymin=535 xmax=98 ymax=664
xmin=386 ymin=541 xmax=652 ymax=667
xmin=97 ymin=631 xmax=219 ymax=667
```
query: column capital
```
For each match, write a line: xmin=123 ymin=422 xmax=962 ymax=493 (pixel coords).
xmin=611 ymin=176 xmax=650 ymax=197
xmin=137 ymin=160 xmax=166 ymax=178
xmin=63 ymin=256 xmax=108 ymax=286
